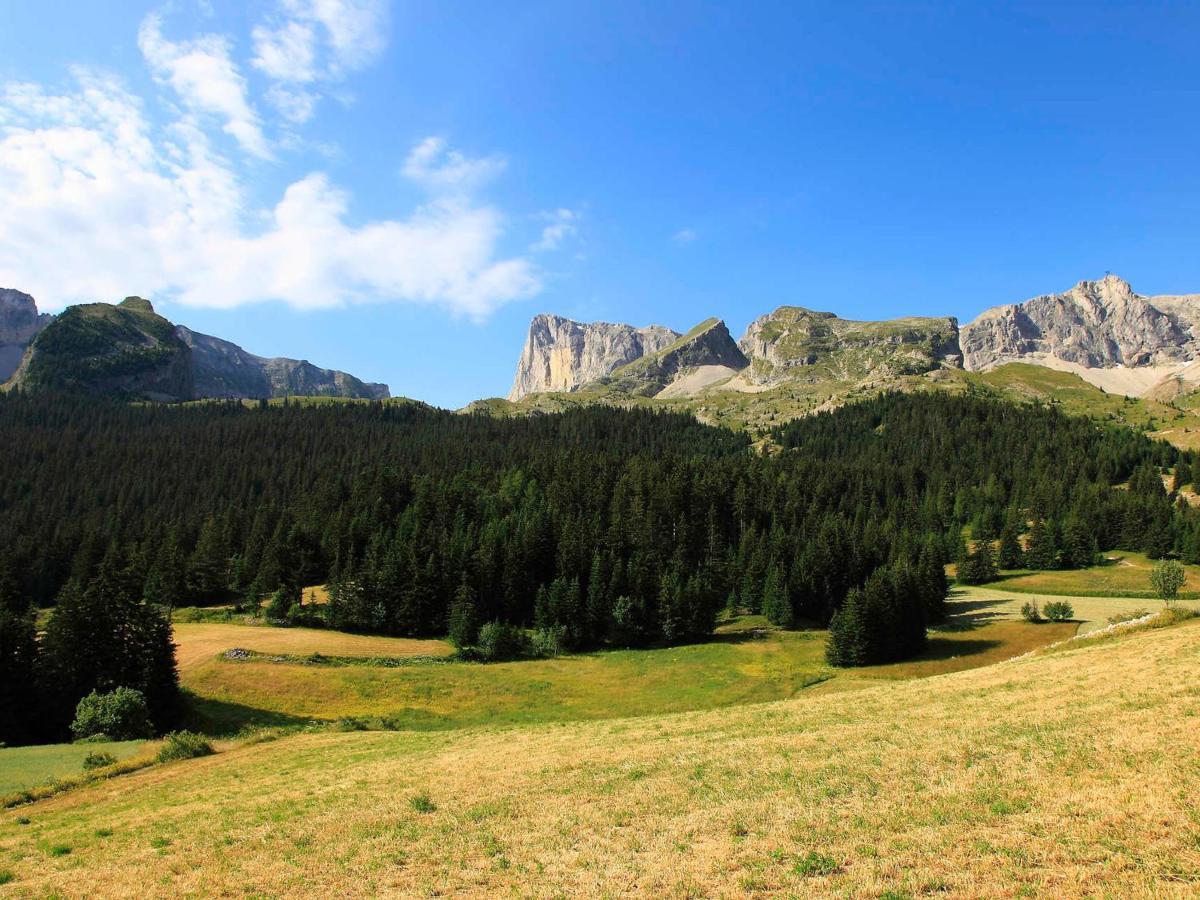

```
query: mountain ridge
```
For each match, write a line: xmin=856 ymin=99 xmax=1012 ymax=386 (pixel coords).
xmin=1 ymin=291 xmax=389 ymax=401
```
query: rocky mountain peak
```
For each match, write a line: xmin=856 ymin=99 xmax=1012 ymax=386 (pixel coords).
xmin=961 ymin=275 xmax=1199 ymax=371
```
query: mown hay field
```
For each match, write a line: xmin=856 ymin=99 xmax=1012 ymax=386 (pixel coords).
xmin=3 ymin=618 xmax=1198 ymax=897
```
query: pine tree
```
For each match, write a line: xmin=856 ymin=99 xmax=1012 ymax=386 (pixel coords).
xmin=997 ymin=520 xmax=1023 ymax=570
xmin=447 ymin=580 xmax=480 ymax=649
xmin=761 ymin=564 xmax=794 ymax=627
xmin=0 ymin=607 xmax=38 ymax=744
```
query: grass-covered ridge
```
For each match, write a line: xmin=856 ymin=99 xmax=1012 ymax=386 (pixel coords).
xmin=3 ymin=612 xmax=1196 ymax=896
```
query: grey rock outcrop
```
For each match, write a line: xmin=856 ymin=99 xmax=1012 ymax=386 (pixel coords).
xmin=508 ymin=314 xmax=680 ymax=400
xmin=738 ymin=307 xmax=962 ymax=386
xmin=961 ymin=275 xmax=1200 ymax=371
xmin=177 ymin=326 xmax=389 ymax=400
xmin=0 ymin=288 xmax=53 ymax=381
xmin=599 ymin=318 xmax=749 ymax=396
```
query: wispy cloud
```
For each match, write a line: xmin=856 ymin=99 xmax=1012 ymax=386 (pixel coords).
xmin=672 ymin=227 xmax=697 ymax=245
xmin=252 ymin=0 xmax=388 ymax=123
xmin=402 ymin=136 xmax=507 ymax=195
xmin=533 ymin=208 xmax=578 ymax=252
xmin=138 ymin=13 xmax=271 ymax=159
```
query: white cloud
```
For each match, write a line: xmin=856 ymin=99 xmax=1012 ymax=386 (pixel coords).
xmin=533 ymin=208 xmax=578 ymax=252
xmin=673 ymin=227 xmax=697 ymax=245
xmin=138 ymin=14 xmax=271 ymax=159
xmin=0 ymin=70 xmax=540 ymax=319
xmin=252 ymin=0 xmax=388 ymax=121
xmin=402 ymin=137 xmax=506 ymax=194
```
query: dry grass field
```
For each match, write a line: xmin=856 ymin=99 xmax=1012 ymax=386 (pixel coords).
xmin=173 ymin=623 xmax=452 ymax=674
xmin=3 ymin=617 xmax=1197 ymax=897
xmin=956 ymin=584 xmax=1200 ymax=635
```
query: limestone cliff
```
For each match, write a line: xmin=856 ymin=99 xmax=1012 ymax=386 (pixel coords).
xmin=508 ymin=314 xmax=679 ymax=400
xmin=961 ymin=275 xmax=1200 ymax=372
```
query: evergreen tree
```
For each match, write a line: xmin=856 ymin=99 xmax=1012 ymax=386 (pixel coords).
xmin=761 ymin=563 xmax=794 ymax=627
xmin=447 ymin=580 xmax=480 ymax=650
xmin=0 ymin=607 xmax=38 ymax=744
xmin=997 ymin=520 xmax=1024 ymax=570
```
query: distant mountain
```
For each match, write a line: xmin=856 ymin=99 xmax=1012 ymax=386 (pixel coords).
xmin=494 ymin=275 xmax=1200 ymax=443
xmin=2 ymin=292 xmax=388 ymax=402
xmin=176 ymin=327 xmax=389 ymax=401
xmin=0 ymin=289 xmax=53 ymax=382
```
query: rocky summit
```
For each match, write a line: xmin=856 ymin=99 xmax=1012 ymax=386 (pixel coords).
xmin=961 ymin=274 xmax=1200 ymax=372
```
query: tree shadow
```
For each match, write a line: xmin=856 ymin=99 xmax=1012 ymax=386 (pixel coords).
xmin=181 ymin=692 xmax=315 ymax=737
xmin=919 ymin=635 xmax=1003 ymax=661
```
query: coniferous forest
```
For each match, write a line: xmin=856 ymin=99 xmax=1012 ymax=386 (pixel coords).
xmin=0 ymin=390 xmax=1194 ymax=744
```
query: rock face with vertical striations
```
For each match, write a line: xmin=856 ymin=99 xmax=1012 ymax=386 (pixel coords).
xmin=961 ymin=275 xmax=1200 ymax=372
xmin=508 ymin=314 xmax=680 ymax=400
xmin=0 ymin=289 xmax=53 ymax=382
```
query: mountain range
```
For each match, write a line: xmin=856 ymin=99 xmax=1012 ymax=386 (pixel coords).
xmin=503 ymin=275 xmax=1200 ymax=419
xmin=0 ymin=291 xmax=388 ymax=401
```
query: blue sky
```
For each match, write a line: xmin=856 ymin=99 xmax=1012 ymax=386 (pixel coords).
xmin=1 ymin=1 xmax=1198 ymax=406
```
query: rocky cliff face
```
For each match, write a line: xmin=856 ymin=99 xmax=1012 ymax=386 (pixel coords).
xmin=0 ymin=289 xmax=53 ymax=381
xmin=177 ymin=327 xmax=389 ymax=400
xmin=738 ymin=307 xmax=962 ymax=386
xmin=600 ymin=318 xmax=749 ymax=396
xmin=961 ymin=275 xmax=1200 ymax=371
xmin=508 ymin=314 xmax=679 ymax=400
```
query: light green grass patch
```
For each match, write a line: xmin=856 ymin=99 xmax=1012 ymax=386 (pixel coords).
xmin=0 ymin=741 xmax=147 ymax=795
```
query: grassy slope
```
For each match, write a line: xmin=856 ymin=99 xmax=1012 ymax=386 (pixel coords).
xmin=988 ymin=552 xmax=1200 ymax=601
xmin=175 ymin=607 xmax=1069 ymax=735
xmin=4 ymin=619 xmax=1198 ymax=896
xmin=0 ymin=743 xmax=146 ymax=796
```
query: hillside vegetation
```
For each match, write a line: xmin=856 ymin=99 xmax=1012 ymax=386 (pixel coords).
xmin=3 ymin=617 xmax=1197 ymax=897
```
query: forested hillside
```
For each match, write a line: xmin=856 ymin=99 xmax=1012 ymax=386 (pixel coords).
xmin=0 ymin=392 xmax=1195 ymax=743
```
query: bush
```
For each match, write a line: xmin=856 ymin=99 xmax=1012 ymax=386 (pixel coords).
xmin=156 ymin=731 xmax=214 ymax=763
xmin=71 ymin=688 xmax=153 ymax=741
xmin=82 ymin=751 xmax=117 ymax=771
xmin=1108 ymin=608 xmax=1150 ymax=625
xmin=530 ymin=625 xmax=566 ymax=658
xmin=1043 ymin=601 xmax=1074 ymax=622
xmin=1020 ymin=601 xmax=1042 ymax=623
xmin=475 ymin=621 xmax=528 ymax=662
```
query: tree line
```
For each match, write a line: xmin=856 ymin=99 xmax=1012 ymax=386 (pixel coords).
xmin=0 ymin=391 xmax=1195 ymax=744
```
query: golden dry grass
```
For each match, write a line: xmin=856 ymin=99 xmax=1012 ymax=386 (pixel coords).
xmin=954 ymin=584 xmax=1200 ymax=635
xmin=172 ymin=623 xmax=452 ymax=674
xmin=3 ymin=619 xmax=1198 ymax=897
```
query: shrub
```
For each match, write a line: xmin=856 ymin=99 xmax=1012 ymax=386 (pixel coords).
xmin=156 ymin=731 xmax=214 ymax=763
xmin=1043 ymin=601 xmax=1074 ymax=622
xmin=530 ymin=625 xmax=566 ymax=658
xmin=82 ymin=751 xmax=117 ymax=771
xmin=475 ymin=621 xmax=528 ymax=662
xmin=71 ymin=688 xmax=152 ymax=741
xmin=1020 ymin=601 xmax=1042 ymax=623
xmin=1108 ymin=608 xmax=1150 ymax=625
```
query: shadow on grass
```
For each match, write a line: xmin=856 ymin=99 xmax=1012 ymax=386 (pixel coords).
xmin=919 ymin=635 xmax=1004 ymax=661
xmin=182 ymin=691 xmax=315 ymax=737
